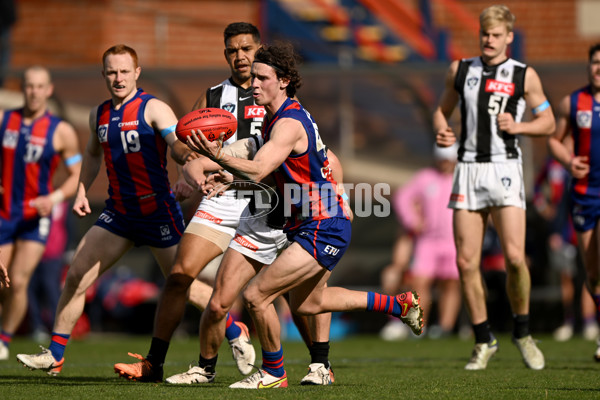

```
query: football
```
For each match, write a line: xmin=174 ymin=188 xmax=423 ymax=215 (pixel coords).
xmin=176 ymin=108 xmax=237 ymax=142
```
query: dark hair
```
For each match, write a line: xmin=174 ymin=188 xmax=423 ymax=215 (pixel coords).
xmin=254 ymin=42 xmax=302 ymax=98
xmin=589 ymin=43 xmax=600 ymax=61
xmin=224 ymin=22 xmax=260 ymax=45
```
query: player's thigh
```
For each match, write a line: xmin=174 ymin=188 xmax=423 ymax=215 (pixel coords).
xmin=490 ymin=206 xmax=526 ymax=261
xmin=246 ymin=242 xmax=324 ymax=306
xmin=67 ymin=225 xmax=133 ymax=286
xmin=453 ymin=209 xmax=486 ymax=265
xmin=150 ymin=244 xmax=178 ymax=276
xmin=170 ymin=228 xmax=229 ymax=277
xmin=8 ymin=239 xmax=46 ymax=285
xmin=211 ymin=249 xmax=262 ymax=309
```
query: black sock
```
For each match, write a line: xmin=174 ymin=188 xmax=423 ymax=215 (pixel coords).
xmin=513 ymin=314 xmax=529 ymax=339
xmin=146 ymin=337 xmax=170 ymax=368
xmin=472 ymin=321 xmax=492 ymax=344
xmin=309 ymin=341 xmax=330 ymax=365
xmin=199 ymin=354 xmax=218 ymax=373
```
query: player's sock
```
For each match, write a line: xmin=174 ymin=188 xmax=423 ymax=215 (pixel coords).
xmin=261 ymin=347 xmax=285 ymax=378
xmin=48 ymin=332 xmax=70 ymax=360
xmin=0 ymin=330 xmax=13 ymax=347
xmin=366 ymin=292 xmax=401 ymax=316
xmin=472 ymin=321 xmax=492 ymax=344
xmin=198 ymin=354 xmax=218 ymax=373
xmin=146 ymin=337 xmax=170 ymax=368
xmin=512 ymin=314 xmax=530 ymax=339
xmin=224 ymin=313 xmax=241 ymax=341
xmin=308 ymin=341 xmax=330 ymax=365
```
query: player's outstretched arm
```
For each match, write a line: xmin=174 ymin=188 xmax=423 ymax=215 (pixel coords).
xmin=146 ymin=98 xmax=195 ymax=165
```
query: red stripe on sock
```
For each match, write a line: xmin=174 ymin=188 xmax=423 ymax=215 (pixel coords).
xmin=386 ymin=297 xmax=395 ymax=314
xmin=374 ymin=293 xmax=381 ymax=311
xmin=225 ymin=313 xmax=233 ymax=329
xmin=52 ymin=335 xmax=69 ymax=346
xmin=0 ymin=333 xmax=12 ymax=343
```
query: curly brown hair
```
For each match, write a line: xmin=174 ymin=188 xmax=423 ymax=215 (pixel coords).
xmin=254 ymin=42 xmax=302 ymax=98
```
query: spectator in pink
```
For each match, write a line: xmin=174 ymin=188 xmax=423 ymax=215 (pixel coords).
xmin=380 ymin=143 xmax=461 ymax=339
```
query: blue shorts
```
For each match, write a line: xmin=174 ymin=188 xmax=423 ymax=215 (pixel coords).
xmin=287 ymin=217 xmax=351 ymax=271
xmin=570 ymin=192 xmax=600 ymax=232
xmin=94 ymin=201 xmax=185 ymax=248
xmin=0 ymin=216 xmax=52 ymax=245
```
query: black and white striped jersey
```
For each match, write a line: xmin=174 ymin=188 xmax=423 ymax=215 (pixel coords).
xmin=454 ymin=57 xmax=527 ymax=163
xmin=205 ymin=78 xmax=265 ymax=146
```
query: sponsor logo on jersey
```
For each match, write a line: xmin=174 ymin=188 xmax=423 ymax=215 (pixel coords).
xmin=29 ymin=135 xmax=47 ymax=146
xmin=98 ymin=124 xmax=109 ymax=143
xmin=576 ymin=110 xmax=592 ymax=129
xmin=2 ymin=129 xmax=18 ymax=149
xmin=194 ymin=210 xmax=223 ymax=224
xmin=111 ymin=116 xmax=120 ymax=121
xmin=223 ymin=103 xmax=236 ymax=114
xmin=118 ymin=120 xmax=139 ymax=128
xmin=467 ymin=76 xmax=479 ymax=89
xmin=485 ymin=79 xmax=515 ymax=96
xmin=233 ymin=233 xmax=259 ymax=251
xmin=98 ymin=212 xmax=113 ymax=224
xmin=245 ymin=105 xmax=266 ymax=119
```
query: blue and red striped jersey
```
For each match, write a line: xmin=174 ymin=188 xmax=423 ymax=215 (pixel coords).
xmin=0 ymin=109 xmax=61 ymax=220
xmin=570 ymin=85 xmax=600 ymax=197
xmin=96 ymin=88 xmax=173 ymax=216
xmin=262 ymin=98 xmax=347 ymax=231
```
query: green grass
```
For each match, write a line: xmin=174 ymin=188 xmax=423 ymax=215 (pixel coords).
xmin=1 ymin=333 xmax=599 ymax=399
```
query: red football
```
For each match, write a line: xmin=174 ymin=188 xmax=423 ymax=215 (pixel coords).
xmin=176 ymin=108 xmax=237 ymax=143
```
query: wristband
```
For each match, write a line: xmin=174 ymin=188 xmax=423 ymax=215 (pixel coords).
xmin=341 ymin=192 xmax=349 ymax=201
xmin=532 ymin=100 xmax=550 ymax=115
xmin=65 ymin=153 xmax=82 ymax=166
xmin=160 ymin=124 xmax=176 ymax=139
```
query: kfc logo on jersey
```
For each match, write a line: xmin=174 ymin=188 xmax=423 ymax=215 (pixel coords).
xmin=485 ymin=79 xmax=515 ymax=96
xmin=576 ymin=110 xmax=592 ymax=129
xmin=2 ymin=129 xmax=18 ymax=149
xmin=97 ymin=124 xmax=109 ymax=143
xmin=245 ymin=105 xmax=266 ymax=119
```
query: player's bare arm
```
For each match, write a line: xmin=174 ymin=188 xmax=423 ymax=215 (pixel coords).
xmin=30 ymin=120 xmax=82 ymax=217
xmin=433 ymin=60 xmax=460 ymax=147
xmin=145 ymin=98 xmax=195 ymax=165
xmin=497 ymin=67 xmax=555 ymax=136
xmin=188 ymin=118 xmax=303 ymax=182
xmin=548 ymin=95 xmax=589 ymax=179
xmin=72 ymin=109 xmax=104 ymax=217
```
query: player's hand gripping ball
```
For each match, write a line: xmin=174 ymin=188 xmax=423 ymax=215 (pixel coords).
xmin=176 ymin=108 xmax=237 ymax=142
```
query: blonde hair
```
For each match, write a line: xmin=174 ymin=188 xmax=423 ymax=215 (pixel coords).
xmin=480 ymin=5 xmax=515 ymax=32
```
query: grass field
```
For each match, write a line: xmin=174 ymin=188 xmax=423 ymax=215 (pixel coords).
xmin=1 ymin=333 xmax=599 ymax=399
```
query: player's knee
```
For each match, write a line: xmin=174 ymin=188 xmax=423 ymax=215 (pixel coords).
xmin=206 ymin=297 xmax=229 ymax=321
xmin=164 ymin=273 xmax=194 ymax=294
xmin=241 ymin=286 xmax=267 ymax=314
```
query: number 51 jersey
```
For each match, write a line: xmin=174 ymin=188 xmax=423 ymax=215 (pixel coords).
xmin=454 ymin=57 xmax=527 ymax=163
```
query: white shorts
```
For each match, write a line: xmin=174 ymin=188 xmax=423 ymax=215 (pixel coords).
xmin=228 ymin=205 xmax=289 ymax=265
xmin=448 ymin=162 xmax=526 ymax=210
xmin=187 ymin=191 xmax=250 ymax=237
